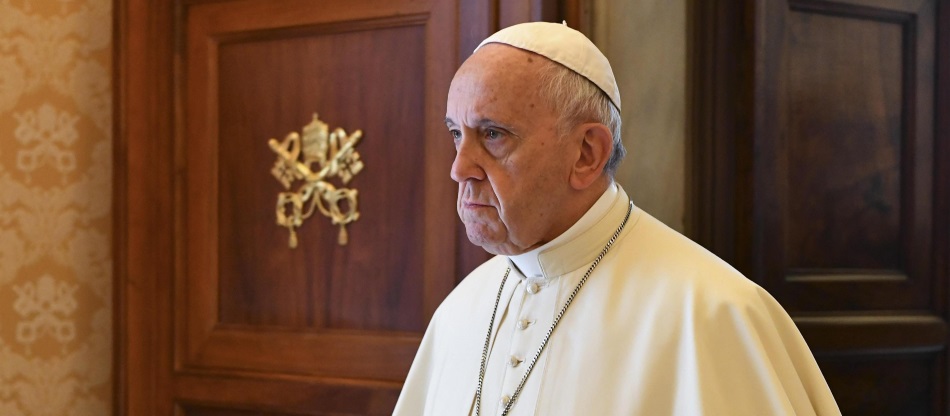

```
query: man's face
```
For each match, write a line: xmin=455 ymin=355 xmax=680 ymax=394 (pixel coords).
xmin=446 ymin=44 xmax=575 ymax=255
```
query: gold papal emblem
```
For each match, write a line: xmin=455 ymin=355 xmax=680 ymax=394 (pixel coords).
xmin=268 ymin=114 xmax=364 ymax=248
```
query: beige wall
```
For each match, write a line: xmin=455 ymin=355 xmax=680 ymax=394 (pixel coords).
xmin=0 ymin=0 xmax=113 ymax=415
xmin=593 ymin=0 xmax=687 ymax=232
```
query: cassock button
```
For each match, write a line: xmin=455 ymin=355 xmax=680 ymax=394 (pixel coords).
xmin=526 ymin=282 xmax=541 ymax=294
xmin=500 ymin=394 xmax=511 ymax=406
xmin=516 ymin=319 xmax=531 ymax=330
xmin=508 ymin=356 xmax=523 ymax=367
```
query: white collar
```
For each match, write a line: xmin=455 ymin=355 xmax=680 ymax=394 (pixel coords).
xmin=508 ymin=183 xmax=629 ymax=279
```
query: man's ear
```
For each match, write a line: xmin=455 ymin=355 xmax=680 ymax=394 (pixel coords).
xmin=569 ymin=123 xmax=613 ymax=190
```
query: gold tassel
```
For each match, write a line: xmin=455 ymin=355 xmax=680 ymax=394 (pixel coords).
xmin=338 ymin=226 xmax=348 ymax=246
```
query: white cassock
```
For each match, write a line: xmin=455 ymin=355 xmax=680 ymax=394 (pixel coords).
xmin=394 ymin=184 xmax=840 ymax=415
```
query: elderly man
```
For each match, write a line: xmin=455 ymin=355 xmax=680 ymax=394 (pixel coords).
xmin=394 ymin=22 xmax=839 ymax=415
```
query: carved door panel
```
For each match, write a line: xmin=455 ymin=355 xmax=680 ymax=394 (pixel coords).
xmin=692 ymin=0 xmax=950 ymax=413
xmin=177 ymin=2 xmax=459 ymax=414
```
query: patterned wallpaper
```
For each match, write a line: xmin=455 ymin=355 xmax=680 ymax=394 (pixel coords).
xmin=0 ymin=0 xmax=113 ymax=414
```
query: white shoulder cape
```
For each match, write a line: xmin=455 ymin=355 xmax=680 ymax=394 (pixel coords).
xmin=395 ymin=187 xmax=839 ymax=415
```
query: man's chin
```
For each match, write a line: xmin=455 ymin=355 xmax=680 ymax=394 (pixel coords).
xmin=465 ymin=232 xmax=527 ymax=257
xmin=465 ymin=230 xmax=503 ymax=255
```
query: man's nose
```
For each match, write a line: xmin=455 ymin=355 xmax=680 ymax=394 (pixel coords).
xmin=450 ymin=136 xmax=486 ymax=183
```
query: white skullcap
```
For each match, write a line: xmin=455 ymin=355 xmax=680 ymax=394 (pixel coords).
xmin=475 ymin=21 xmax=621 ymax=111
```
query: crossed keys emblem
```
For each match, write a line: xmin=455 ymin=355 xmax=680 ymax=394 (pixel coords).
xmin=268 ymin=114 xmax=364 ymax=248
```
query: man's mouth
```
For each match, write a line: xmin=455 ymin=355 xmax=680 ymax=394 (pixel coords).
xmin=462 ymin=201 xmax=493 ymax=209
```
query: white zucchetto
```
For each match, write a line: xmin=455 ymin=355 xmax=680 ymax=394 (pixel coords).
xmin=475 ymin=21 xmax=621 ymax=111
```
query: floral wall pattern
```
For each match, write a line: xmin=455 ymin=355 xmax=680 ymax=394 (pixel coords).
xmin=0 ymin=0 xmax=112 ymax=414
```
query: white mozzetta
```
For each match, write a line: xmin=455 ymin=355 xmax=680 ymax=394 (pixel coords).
xmin=394 ymin=185 xmax=840 ymax=416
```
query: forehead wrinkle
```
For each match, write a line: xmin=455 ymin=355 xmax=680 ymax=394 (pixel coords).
xmin=448 ymin=97 xmax=517 ymax=130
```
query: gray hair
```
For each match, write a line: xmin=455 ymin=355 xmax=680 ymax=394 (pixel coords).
xmin=538 ymin=62 xmax=625 ymax=175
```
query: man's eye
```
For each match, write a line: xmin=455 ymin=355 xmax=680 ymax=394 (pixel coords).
xmin=450 ymin=130 xmax=461 ymax=140
xmin=486 ymin=129 xmax=501 ymax=140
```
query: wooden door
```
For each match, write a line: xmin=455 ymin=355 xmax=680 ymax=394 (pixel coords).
xmin=120 ymin=0 xmax=458 ymax=414
xmin=691 ymin=0 xmax=950 ymax=413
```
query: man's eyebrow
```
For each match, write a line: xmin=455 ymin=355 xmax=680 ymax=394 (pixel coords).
xmin=476 ymin=119 xmax=516 ymax=132
xmin=445 ymin=117 xmax=513 ymax=129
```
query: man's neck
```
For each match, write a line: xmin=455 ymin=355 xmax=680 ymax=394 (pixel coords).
xmin=538 ymin=176 xmax=612 ymax=245
xmin=510 ymin=180 xmax=617 ymax=278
